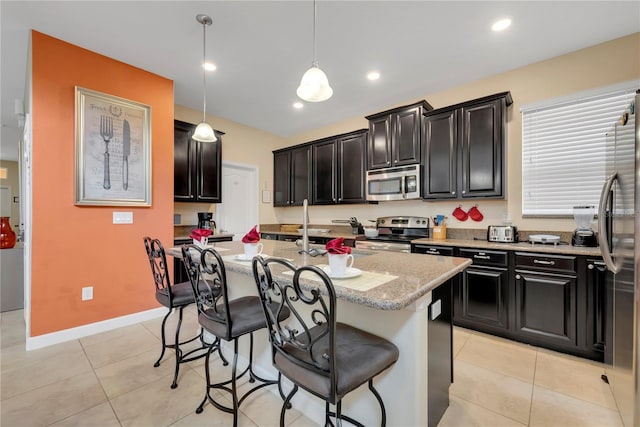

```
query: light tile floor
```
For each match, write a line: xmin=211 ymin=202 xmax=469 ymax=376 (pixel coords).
xmin=1 ymin=309 xmax=625 ymax=426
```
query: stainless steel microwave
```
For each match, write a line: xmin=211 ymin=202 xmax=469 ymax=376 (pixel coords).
xmin=366 ymin=165 xmax=421 ymax=201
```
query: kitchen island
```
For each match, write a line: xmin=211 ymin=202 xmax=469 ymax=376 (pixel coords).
xmin=168 ymin=240 xmax=471 ymax=426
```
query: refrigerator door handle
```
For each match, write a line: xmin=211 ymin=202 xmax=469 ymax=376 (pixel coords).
xmin=597 ymin=172 xmax=621 ymax=274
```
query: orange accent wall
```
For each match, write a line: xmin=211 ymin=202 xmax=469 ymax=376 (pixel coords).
xmin=30 ymin=31 xmax=174 ymax=336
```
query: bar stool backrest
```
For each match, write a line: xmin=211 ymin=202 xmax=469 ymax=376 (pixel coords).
xmin=144 ymin=237 xmax=176 ymax=307
xmin=181 ymin=245 xmax=232 ymax=340
xmin=252 ymin=256 xmax=339 ymax=400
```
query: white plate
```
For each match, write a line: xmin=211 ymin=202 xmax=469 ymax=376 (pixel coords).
xmin=321 ymin=266 xmax=362 ymax=279
xmin=297 ymin=228 xmax=330 ymax=234
xmin=528 ymin=234 xmax=561 ymax=243
xmin=234 ymin=254 xmax=256 ymax=262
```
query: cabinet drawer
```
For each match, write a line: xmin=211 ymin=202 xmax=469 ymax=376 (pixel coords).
xmin=412 ymin=244 xmax=454 ymax=256
xmin=515 ymin=252 xmax=576 ymax=274
xmin=458 ymin=248 xmax=508 ymax=267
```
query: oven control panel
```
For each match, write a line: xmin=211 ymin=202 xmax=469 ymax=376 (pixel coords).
xmin=376 ymin=216 xmax=430 ymax=229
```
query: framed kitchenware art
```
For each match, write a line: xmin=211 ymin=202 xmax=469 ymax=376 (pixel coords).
xmin=74 ymin=86 xmax=151 ymax=206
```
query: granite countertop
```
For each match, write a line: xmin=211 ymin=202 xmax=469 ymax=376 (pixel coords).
xmin=167 ymin=240 xmax=471 ymax=311
xmin=261 ymin=230 xmax=365 ymax=240
xmin=411 ymin=237 xmax=602 ymax=257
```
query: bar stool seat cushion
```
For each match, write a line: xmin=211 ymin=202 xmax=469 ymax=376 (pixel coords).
xmin=199 ymin=296 xmax=290 ymax=339
xmin=155 ymin=281 xmax=216 ymax=308
xmin=274 ymin=322 xmax=399 ymax=402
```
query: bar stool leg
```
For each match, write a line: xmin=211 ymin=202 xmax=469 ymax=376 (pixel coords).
xmin=281 ymin=384 xmax=298 ymax=427
xmin=153 ymin=309 xmax=172 ymax=367
xmin=170 ymin=306 xmax=185 ymax=389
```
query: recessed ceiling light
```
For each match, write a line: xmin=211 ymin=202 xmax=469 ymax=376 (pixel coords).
xmin=367 ymin=71 xmax=381 ymax=81
xmin=293 ymin=102 xmax=304 ymax=109
xmin=492 ymin=18 xmax=512 ymax=32
xmin=203 ymin=62 xmax=217 ymax=71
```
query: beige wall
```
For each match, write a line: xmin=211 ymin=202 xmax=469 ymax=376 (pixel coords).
xmin=274 ymin=33 xmax=640 ymax=232
xmin=174 ymin=33 xmax=639 ymax=233
xmin=0 ymin=160 xmax=20 ymax=230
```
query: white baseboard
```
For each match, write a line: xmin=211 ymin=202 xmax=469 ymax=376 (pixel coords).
xmin=25 ymin=307 xmax=167 ymax=351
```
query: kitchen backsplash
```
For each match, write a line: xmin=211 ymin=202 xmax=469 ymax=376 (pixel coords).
xmin=174 ymin=202 xmax=215 ymax=226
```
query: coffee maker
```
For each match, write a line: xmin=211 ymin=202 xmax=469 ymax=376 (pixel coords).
xmin=197 ymin=212 xmax=215 ymax=233
xmin=571 ymin=205 xmax=598 ymax=247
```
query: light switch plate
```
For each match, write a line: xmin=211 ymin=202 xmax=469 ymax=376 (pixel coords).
xmin=113 ymin=211 xmax=133 ymax=224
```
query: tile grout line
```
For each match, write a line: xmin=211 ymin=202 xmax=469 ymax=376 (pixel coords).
xmin=528 ymin=349 xmax=539 ymax=426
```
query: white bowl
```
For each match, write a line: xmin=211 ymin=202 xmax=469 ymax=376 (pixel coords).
xmin=364 ymin=228 xmax=379 ymax=238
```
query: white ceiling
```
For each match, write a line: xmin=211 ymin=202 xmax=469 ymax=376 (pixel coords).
xmin=1 ymin=1 xmax=639 ymax=161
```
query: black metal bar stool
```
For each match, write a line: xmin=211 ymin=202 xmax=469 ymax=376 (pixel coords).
xmin=181 ymin=245 xmax=291 ymax=427
xmin=143 ymin=237 xmax=223 ymax=389
xmin=252 ymin=256 xmax=400 ymax=427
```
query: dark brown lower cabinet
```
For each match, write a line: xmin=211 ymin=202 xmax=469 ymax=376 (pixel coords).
xmin=413 ymin=243 xmax=608 ymax=362
xmin=514 ymin=269 xmax=577 ymax=347
xmin=458 ymin=266 xmax=509 ymax=333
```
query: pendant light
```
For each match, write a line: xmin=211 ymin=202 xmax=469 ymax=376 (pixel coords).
xmin=192 ymin=14 xmax=217 ymax=142
xmin=296 ymin=0 xmax=333 ymax=102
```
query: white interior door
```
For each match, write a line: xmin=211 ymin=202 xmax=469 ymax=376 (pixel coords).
xmin=216 ymin=162 xmax=258 ymax=241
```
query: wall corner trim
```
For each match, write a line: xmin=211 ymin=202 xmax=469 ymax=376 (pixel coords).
xmin=25 ymin=307 xmax=166 ymax=351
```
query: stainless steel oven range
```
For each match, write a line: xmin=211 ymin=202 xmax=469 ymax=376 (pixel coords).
xmin=355 ymin=216 xmax=430 ymax=253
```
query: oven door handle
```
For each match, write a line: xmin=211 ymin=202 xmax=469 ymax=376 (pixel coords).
xmin=401 ymin=176 xmax=406 ymax=199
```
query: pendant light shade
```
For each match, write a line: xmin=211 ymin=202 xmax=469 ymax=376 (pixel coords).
xmin=297 ymin=0 xmax=332 ymax=102
xmin=193 ymin=121 xmax=216 ymax=142
xmin=193 ymin=14 xmax=217 ymax=142
xmin=297 ymin=62 xmax=333 ymax=102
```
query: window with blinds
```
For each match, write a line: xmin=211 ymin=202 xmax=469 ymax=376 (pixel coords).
xmin=521 ymin=83 xmax=637 ymax=216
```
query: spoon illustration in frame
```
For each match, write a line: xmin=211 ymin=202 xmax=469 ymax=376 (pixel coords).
xmin=122 ymin=119 xmax=130 ymax=190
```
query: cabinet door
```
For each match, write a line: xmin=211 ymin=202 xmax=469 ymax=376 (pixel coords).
xmin=368 ymin=116 xmax=392 ymax=169
xmin=174 ymin=121 xmax=196 ymax=201
xmin=273 ymin=151 xmax=291 ymax=206
xmin=423 ymin=109 xmax=457 ymax=199
xmin=457 ymin=266 xmax=509 ymax=332
xmin=312 ymin=139 xmax=337 ymax=204
xmin=196 ymin=137 xmax=222 ymax=202
xmin=460 ymin=99 xmax=503 ymax=198
xmin=337 ymin=133 xmax=367 ymax=203
xmin=515 ymin=270 xmax=577 ymax=347
xmin=393 ymin=107 xmax=422 ymax=166
xmin=290 ymin=146 xmax=311 ymax=206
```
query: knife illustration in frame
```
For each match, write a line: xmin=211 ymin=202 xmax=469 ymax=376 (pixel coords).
xmin=122 ymin=119 xmax=130 ymax=191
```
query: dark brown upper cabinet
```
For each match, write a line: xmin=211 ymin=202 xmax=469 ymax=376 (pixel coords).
xmin=273 ymin=145 xmax=311 ymax=207
xmin=365 ymin=100 xmax=433 ymax=170
xmin=423 ymin=92 xmax=512 ymax=200
xmin=174 ymin=120 xmax=223 ymax=203
xmin=312 ymin=129 xmax=368 ymax=205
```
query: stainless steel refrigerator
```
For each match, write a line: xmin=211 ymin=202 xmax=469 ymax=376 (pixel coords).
xmin=598 ymin=91 xmax=639 ymax=427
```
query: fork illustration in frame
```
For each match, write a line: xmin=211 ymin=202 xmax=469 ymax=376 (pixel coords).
xmin=100 ymin=115 xmax=113 ymax=189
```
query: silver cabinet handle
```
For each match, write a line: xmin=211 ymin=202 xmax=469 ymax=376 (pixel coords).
xmin=533 ymin=259 xmax=555 ymax=266
xmin=401 ymin=175 xmax=406 ymax=199
xmin=474 ymin=255 xmax=491 ymax=260
xmin=452 ymin=191 xmax=456 ymax=195
xmin=462 ymin=190 xmax=466 ymax=194
xmin=588 ymin=264 xmax=594 ymax=270
xmin=516 ymin=274 xmax=521 ymax=279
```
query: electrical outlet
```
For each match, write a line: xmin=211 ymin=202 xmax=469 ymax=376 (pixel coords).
xmin=82 ymin=286 xmax=93 ymax=301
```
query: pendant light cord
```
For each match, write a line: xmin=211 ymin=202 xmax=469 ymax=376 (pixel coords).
xmin=202 ymin=20 xmax=207 ymax=122
xmin=312 ymin=0 xmax=318 ymax=67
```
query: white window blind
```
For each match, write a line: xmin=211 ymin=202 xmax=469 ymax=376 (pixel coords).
xmin=521 ymin=84 xmax=637 ymax=216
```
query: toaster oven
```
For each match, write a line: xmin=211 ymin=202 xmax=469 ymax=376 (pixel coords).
xmin=487 ymin=225 xmax=518 ymax=242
